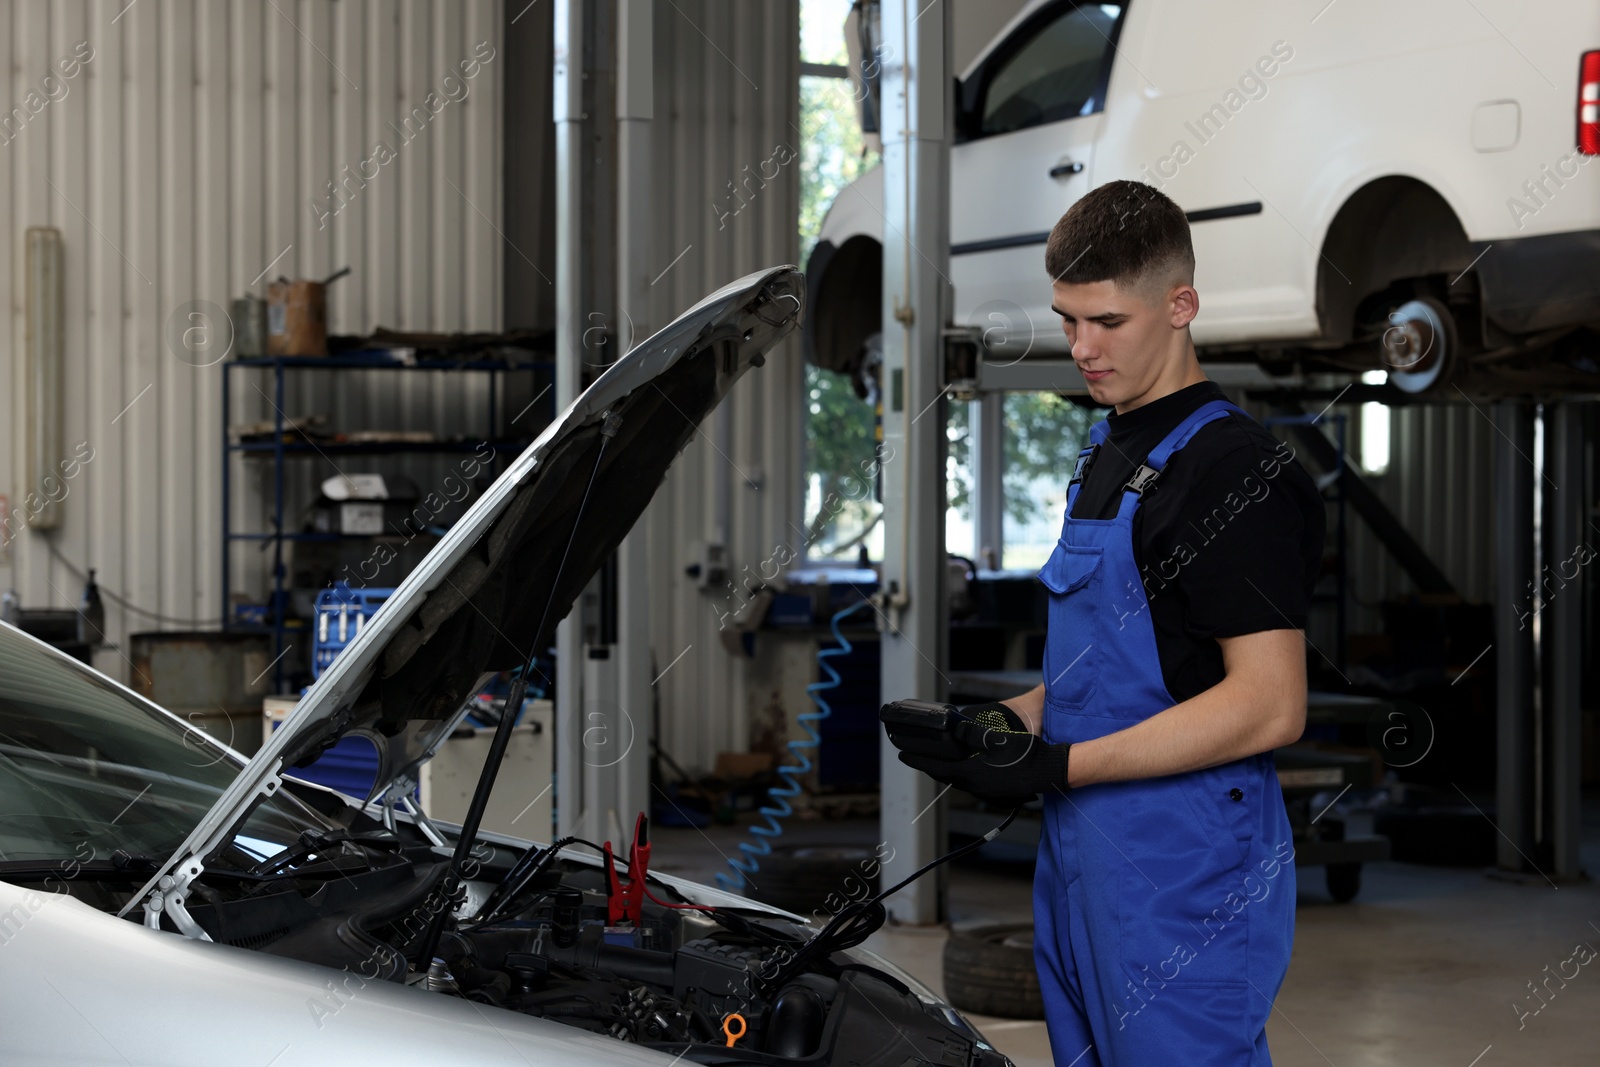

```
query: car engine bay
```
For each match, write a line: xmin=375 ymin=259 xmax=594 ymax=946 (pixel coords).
xmin=26 ymin=793 xmax=1012 ymax=1067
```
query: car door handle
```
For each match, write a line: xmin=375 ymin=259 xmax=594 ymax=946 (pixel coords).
xmin=1049 ymin=161 xmax=1085 ymax=179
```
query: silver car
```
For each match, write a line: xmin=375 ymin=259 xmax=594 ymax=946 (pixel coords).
xmin=0 ymin=266 xmax=1011 ymax=1067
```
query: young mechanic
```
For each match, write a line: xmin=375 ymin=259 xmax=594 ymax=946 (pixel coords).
xmin=897 ymin=180 xmax=1326 ymax=1065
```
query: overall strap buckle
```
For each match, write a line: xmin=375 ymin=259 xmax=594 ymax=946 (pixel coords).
xmin=1069 ymin=444 xmax=1099 ymax=485
xmin=1124 ymin=464 xmax=1161 ymax=495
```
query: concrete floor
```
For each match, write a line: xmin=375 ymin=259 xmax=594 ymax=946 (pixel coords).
xmin=651 ymin=801 xmax=1600 ymax=1067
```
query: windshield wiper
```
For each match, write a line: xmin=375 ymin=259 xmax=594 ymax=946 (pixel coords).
xmin=0 ymin=850 xmax=160 ymax=879
xmin=247 ymin=829 xmax=404 ymax=877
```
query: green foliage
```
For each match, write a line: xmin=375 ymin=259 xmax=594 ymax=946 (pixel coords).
xmin=806 ymin=363 xmax=877 ymax=486
xmin=799 ymin=76 xmax=878 ymax=264
xmin=1003 ymin=393 xmax=1100 ymax=523
xmin=804 ymin=363 xmax=880 ymax=557
xmin=947 ymin=400 xmax=971 ymax=518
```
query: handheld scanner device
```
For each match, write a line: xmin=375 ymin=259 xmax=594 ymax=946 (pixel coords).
xmin=879 ymin=699 xmax=976 ymax=761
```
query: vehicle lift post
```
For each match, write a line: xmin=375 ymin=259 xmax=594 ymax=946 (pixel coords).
xmin=876 ymin=0 xmax=954 ymax=925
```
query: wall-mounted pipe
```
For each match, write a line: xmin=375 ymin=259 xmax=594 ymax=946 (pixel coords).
xmin=24 ymin=227 xmax=65 ymax=530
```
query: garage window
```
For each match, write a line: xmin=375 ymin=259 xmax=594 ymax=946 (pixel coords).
xmin=1001 ymin=393 xmax=1101 ymax=570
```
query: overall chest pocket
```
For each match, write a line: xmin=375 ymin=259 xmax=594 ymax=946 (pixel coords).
xmin=1037 ymin=541 xmax=1103 ymax=709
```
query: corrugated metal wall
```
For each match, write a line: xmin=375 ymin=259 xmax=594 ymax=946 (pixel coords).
xmin=0 ymin=0 xmax=801 ymax=772
xmin=0 ymin=0 xmax=504 ymax=681
xmin=641 ymin=0 xmax=802 ymax=774
xmin=503 ymin=0 xmax=555 ymax=332
xmin=1347 ymin=401 xmax=1497 ymax=620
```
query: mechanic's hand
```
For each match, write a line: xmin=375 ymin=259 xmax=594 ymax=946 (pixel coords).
xmin=899 ymin=706 xmax=1069 ymax=802
xmin=959 ymin=701 xmax=1031 ymax=736
xmin=882 ymin=700 xmax=1029 ymax=761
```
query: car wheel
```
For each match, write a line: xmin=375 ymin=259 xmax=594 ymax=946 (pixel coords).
xmin=1382 ymin=296 xmax=1456 ymax=393
xmin=943 ymin=923 xmax=1044 ymax=1019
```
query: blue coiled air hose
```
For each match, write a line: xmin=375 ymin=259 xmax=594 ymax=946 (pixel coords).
xmin=716 ymin=597 xmax=873 ymax=891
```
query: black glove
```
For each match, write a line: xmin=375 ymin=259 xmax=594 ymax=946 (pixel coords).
xmin=898 ymin=702 xmax=1070 ymax=802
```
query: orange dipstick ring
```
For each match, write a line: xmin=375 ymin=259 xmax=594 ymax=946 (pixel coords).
xmin=722 ymin=1012 xmax=747 ymax=1048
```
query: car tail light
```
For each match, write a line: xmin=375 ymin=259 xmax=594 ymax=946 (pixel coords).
xmin=1581 ymin=50 xmax=1600 ymax=155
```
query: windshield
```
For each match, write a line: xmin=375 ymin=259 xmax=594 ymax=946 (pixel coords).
xmin=0 ymin=623 xmax=328 ymax=867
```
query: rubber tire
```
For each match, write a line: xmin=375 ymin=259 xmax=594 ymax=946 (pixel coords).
xmin=943 ymin=923 xmax=1044 ymax=1020
xmin=744 ymin=844 xmax=880 ymax=917
xmin=1326 ymin=862 xmax=1362 ymax=903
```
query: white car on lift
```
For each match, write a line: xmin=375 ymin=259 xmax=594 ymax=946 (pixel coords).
xmin=0 ymin=267 xmax=1011 ymax=1067
xmin=806 ymin=0 xmax=1600 ymax=396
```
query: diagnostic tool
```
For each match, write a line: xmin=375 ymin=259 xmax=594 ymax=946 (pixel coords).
xmin=879 ymin=699 xmax=976 ymax=761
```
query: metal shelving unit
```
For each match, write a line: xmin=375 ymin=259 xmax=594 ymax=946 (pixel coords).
xmin=221 ymin=351 xmax=553 ymax=693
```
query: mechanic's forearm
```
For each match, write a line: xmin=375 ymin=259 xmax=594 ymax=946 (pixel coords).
xmin=1000 ymin=684 xmax=1045 ymax=736
xmin=1064 ymin=674 xmax=1303 ymax=788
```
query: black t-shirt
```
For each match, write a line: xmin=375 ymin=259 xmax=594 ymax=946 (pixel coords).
xmin=1068 ymin=380 xmax=1326 ymax=704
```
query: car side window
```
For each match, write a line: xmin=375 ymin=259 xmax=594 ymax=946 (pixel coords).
xmin=978 ymin=3 xmax=1124 ymax=138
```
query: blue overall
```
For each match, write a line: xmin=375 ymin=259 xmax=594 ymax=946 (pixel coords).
xmin=1032 ymin=399 xmax=1296 ymax=1066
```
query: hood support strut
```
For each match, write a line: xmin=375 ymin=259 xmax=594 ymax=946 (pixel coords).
xmin=412 ymin=409 xmax=625 ymax=969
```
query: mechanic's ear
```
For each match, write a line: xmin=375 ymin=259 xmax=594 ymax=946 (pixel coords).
xmin=1169 ymin=282 xmax=1199 ymax=330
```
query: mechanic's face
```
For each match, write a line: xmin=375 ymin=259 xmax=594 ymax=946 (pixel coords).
xmin=1050 ymin=276 xmax=1198 ymax=413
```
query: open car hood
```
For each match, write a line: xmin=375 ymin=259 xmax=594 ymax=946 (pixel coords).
xmin=125 ymin=266 xmax=802 ymax=927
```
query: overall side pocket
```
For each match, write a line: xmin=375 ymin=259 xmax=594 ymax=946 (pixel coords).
xmin=1182 ymin=765 xmax=1253 ymax=870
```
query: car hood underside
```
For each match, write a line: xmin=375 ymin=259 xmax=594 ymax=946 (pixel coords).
xmin=125 ymin=266 xmax=803 ymax=923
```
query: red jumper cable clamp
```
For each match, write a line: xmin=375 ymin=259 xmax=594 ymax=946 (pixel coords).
xmin=605 ymin=812 xmax=652 ymax=925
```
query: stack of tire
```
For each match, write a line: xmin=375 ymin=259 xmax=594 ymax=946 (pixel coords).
xmin=943 ymin=924 xmax=1044 ymax=1019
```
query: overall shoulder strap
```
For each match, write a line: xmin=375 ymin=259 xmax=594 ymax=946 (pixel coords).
xmin=1113 ymin=399 xmax=1243 ymax=520
xmin=1144 ymin=399 xmax=1243 ymax=471
xmin=1063 ymin=417 xmax=1111 ymax=513
xmin=1064 ymin=443 xmax=1099 ymax=513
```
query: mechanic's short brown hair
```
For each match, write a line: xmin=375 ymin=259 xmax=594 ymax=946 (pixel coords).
xmin=1044 ymin=180 xmax=1195 ymax=299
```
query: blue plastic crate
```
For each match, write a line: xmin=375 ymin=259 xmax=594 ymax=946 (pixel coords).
xmin=313 ymin=582 xmax=394 ymax=678
xmin=765 ymin=593 xmax=814 ymax=627
xmin=233 ymin=602 xmax=269 ymax=627
xmin=267 ymin=702 xmax=412 ymax=802
xmin=280 ymin=729 xmax=384 ymax=798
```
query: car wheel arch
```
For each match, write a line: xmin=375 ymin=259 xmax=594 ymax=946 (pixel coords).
xmin=1314 ymin=174 xmax=1477 ymax=349
xmin=803 ymin=233 xmax=883 ymax=388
